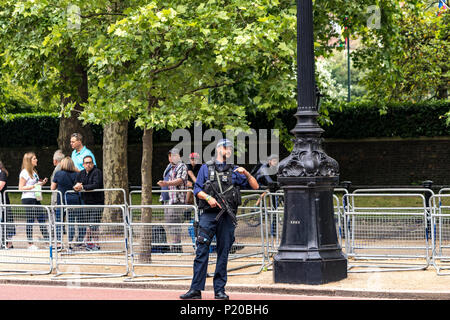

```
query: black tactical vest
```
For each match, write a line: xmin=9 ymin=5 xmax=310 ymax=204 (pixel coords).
xmin=198 ymin=160 xmax=242 ymax=213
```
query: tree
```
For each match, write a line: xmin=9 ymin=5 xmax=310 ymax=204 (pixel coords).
xmin=0 ymin=1 xmax=130 ymax=221
xmin=1 ymin=0 xmax=389 ymax=260
xmin=352 ymin=0 xmax=449 ymax=103
xmin=0 ymin=1 xmax=95 ymax=155
xmin=78 ymin=0 xmax=383 ymax=260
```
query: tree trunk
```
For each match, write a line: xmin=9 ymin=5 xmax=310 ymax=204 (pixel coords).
xmin=139 ymin=126 xmax=153 ymax=263
xmin=102 ymin=120 xmax=129 ymax=224
xmin=57 ymin=63 xmax=94 ymax=156
xmin=57 ymin=108 xmax=94 ymax=156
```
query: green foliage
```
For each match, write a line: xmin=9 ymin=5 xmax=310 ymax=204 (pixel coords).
xmin=0 ymin=0 xmax=91 ymax=112
xmin=321 ymin=99 xmax=450 ymax=139
xmin=3 ymin=0 xmax=446 ymax=144
xmin=0 ymin=0 xmax=382 ymax=131
xmin=353 ymin=1 xmax=449 ymax=103
xmin=2 ymin=100 xmax=449 ymax=147
xmin=0 ymin=69 xmax=43 ymax=114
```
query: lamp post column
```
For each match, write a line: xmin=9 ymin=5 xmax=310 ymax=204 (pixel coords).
xmin=273 ymin=0 xmax=347 ymax=285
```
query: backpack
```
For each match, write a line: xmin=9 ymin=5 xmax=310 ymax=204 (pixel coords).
xmin=151 ymin=225 xmax=170 ymax=253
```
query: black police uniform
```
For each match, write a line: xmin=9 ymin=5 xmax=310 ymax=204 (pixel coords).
xmin=189 ymin=160 xmax=249 ymax=294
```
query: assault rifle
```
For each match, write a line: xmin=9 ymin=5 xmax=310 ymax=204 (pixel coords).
xmin=206 ymin=181 xmax=238 ymax=226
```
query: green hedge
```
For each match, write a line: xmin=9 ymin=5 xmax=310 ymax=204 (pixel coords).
xmin=247 ymin=100 xmax=450 ymax=139
xmin=0 ymin=112 xmax=171 ymax=147
xmin=322 ymin=100 xmax=450 ymax=139
xmin=0 ymin=113 xmax=60 ymax=147
xmin=0 ymin=100 xmax=449 ymax=147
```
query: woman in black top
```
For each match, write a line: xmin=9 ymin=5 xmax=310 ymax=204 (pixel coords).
xmin=0 ymin=161 xmax=15 ymax=249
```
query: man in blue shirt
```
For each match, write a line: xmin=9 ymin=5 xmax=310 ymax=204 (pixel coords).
xmin=180 ymin=139 xmax=259 ymax=300
xmin=70 ymin=133 xmax=97 ymax=171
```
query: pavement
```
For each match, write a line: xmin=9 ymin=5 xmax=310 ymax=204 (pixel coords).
xmin=1 ymin=262 xmax=450 ymax=300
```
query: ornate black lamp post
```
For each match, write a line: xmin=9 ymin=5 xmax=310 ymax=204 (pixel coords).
xmin=273 ymin=0 xmax=347 ymax=284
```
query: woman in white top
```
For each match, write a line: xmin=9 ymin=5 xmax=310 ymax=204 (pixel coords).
xmin=18 ymin=152 xmax=49 ymax=250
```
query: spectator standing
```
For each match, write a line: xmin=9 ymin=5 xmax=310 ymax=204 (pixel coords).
xmin=73 ymin=155 xmax=104 ymax=251
xmin=50 ymin=150 xmax=65 ymax=206
xmin=186 ymin=152 xmax=202 ymax=205
xmin=50 ymin=150 xmax=65 ymax=238
xmin=157 ymin=148 xmax=188 ymax=253
xmin=0 ymin=161 xmax=15 ymax=249
xmin=51 ymin=157 xmax=81 ymax=248
xmin=159 ymin=153 xmax=173 ymax=205
xmin=255 ymin=154 xmax=279 ymax=188
xmin=70 ymin=133 xmax=97 ymax=171
xmin=18 ymin=152 xmax=49 ymax=250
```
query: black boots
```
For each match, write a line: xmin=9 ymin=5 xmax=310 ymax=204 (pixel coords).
xmin=214 ymin=291 xmax=229 ymax=300
xmin=180 ymin=289 xmax=229 ymax=300
xmin=180 ymin=289 xmax=201 ymax=300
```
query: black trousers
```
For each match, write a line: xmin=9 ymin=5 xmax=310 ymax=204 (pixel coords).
xmin=190 ymin=211 xmax=235 ymax=293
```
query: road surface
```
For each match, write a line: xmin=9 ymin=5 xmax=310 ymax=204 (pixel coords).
xmin=0 ymin=284 xmax=353 ymax=300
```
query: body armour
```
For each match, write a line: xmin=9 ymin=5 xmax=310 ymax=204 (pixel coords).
xmin=198 ymin=161 xmax=242 ymax=213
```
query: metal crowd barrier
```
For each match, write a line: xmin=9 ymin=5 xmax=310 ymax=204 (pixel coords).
xmin=52 ymin=204 xmax=129 ymax=279
xmin=65 ymin=188 xmax=128 ymax=206
xmin=334 ymin=187 xmax=350 ymax=251
xmin=126 ymin=204 xmax=198 ymax=281
xmin=0 ymin=203 xmax=53 ymax=275
xmin=334 ymin=194 xmax=343 ymax=248
xmin=262 ymin=192 xmax=284 ymax=261
xmin=129 ymin=189 xmax=197 ymax=207
xmin=343 ymin=192 xmax=430 ymax=272
xmin=1 ymin=190 xmax=61 ymax=275
xmin=430 ymin=194 xmax=450 ymax=275
xmin=226 ymin=190 xmax=267 ymax=277
xmin=3 ymin=185 xmax=448 ymax=278
xmin=126 ymin=189 xmax=266 ymax=281
xmin=261 ymin=188 xmax=346 ymax=268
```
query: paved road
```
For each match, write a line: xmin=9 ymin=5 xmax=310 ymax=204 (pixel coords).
xmin=0 ymin=284 xmax=352 ymax=300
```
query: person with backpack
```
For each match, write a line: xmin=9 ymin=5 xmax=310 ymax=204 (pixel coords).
xmin=179 ymin=139 xmax=259 ymax=300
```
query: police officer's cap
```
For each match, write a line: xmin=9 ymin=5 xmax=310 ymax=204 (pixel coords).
xmin=216 ymin=139 xmax=233 ymax=149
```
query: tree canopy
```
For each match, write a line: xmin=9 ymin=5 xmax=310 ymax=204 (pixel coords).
xmin=352 ymin=0 xmax=449 ymax=103
xmin=1 ymin=0 xmax=448 ymax=138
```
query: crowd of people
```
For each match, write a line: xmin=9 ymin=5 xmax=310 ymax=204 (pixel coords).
xmin=0 ymin=133 xmax=279 ymax=258
xmin=0 ymin=135 xmax=280 ymax=299
xmin=0 ymin=132 xmax=104 ymax=251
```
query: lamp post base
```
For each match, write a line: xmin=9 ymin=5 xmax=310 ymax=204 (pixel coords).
xmin=272 ymin=176 xmax=347 ymax=285
xmin=273 ymin=254 xmax=347 ymax=285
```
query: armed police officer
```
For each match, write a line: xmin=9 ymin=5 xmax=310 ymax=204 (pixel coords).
xmin=180 ymin=139 xmax=259 ymax=300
